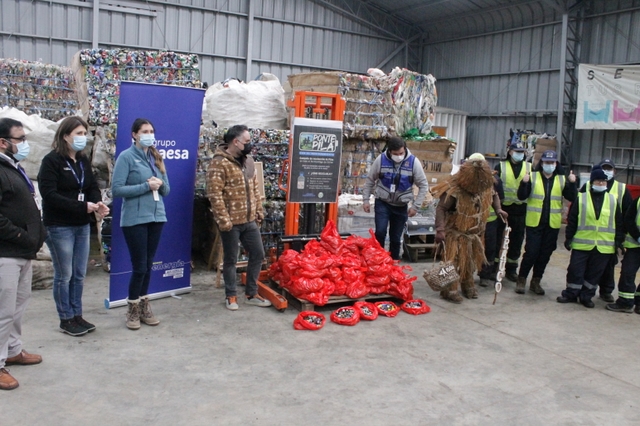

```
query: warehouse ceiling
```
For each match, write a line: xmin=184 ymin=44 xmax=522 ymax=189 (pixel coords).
xmin=355 ymin=0 xmax=581 ymax=41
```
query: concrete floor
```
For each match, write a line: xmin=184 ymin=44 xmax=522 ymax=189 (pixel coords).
xmin=2 ymin=235 xmax=640 ymax=425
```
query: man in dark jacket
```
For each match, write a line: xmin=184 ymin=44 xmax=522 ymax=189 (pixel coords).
xmin=0 ymin=118 xmax=46 ymax=390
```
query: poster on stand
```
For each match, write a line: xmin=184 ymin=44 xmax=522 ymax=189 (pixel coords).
xmin=106 ymin=82 xmax=205 ymax=308
xmin=288 ymin=118 xmax=343 ymax=203
xmin=576 ymin=64 xmax=640 ymax=130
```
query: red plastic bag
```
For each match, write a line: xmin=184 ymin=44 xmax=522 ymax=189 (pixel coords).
xmin=330 ymin=306 xmax=360 ymax=326
xmin=345 ymin=278 xmax=369 ymax=299
xmin=293 ymin=311 xmax=326 ymax=330
xmin=291 ymin=277 xmax=325 ymax=293
xmin=332 ymin=280 xmax=347 ymax=296
xmin=354 ymin=301 xmax=378 ymax=320
xmin=401 ymin=299 xmax=431 ymax=315
xmin=304 ymin=291 xmax=330 ymax=306
xmin=387 ymin=276 xmax=416 ymax=301
xmin=320 ymin=220 xmax=343 ymax=254
xmin=367 ymin=285 xmax=389 ymax=295
xmin=365 ymin=274 xmax=391 ymax=287
xmin=375 ymin=301 xmax=401 ymax=317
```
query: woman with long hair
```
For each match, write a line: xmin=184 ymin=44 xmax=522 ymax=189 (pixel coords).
xmin=38 ymin=116 xmax=109 ymax=336
xmin=112 ymin=118 xmax=170 ymax=330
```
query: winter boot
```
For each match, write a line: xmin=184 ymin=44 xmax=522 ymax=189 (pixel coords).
xmin=515 ymin=277 xmax=526 ymax=294
xmin=139 ymin=296 xmax=160 ymax=326
xmin=529 ymin=277 xmax=545 ymax=295
xmin=126 ymin=299 xmax=141 ymax=330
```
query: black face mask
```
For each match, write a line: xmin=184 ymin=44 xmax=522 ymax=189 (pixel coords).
xmin=239 ymin=142 xmax=253 ymax=156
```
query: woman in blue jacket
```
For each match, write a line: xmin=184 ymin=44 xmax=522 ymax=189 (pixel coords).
xmin=112 ymin=118 xmax=170 ymax=330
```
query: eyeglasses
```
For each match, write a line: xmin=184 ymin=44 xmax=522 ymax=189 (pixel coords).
xmin=1 ymin=136 xmax=27 ymax=143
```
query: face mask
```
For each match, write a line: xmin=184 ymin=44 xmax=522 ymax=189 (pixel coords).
xmin=391 ymin=155 xmax=404 ymax=163
xmin=11 ymin=140 xmax=30 ymax=161
xmin=139 ymin=133 xmax=155 ymax=147
xmin=239 ymin=142 xmax=253 ymax=156
xmin=603 ymin=170 xmax=614 ymax=181
xmin=71 ymin=135 xmax=87 ymax=152
xmin=511 ymin=152 xmax=524 ymax=162
xmin=542 ymin=163 xmax=556 ymax=174
xmin=592 ymin=184 xmax=607 ymax=193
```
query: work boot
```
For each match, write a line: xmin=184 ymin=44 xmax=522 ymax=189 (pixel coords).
xmin=463 ymin=286 xmax=479 ymax=299
xmin=635 ymin=305 xmax=640 ymax=315
xmin=139 ymin=296 xmax=160 ymax=326
xmin=0 ymin=368 xmax=18 ymax=391
xmin=515 ymin=277 xmax=526 ymax=294
xmin=440 ymin=289 xmax=463 ymax=304
xmin=557 ymin=295 xmax=577 ymax=303
xmin=126 ymin=299 xmax=141 ymax=330
xmin=60 ymin=318 xmax=88 ymax=336
xmin=599 ymin=293 xmax=614 ymax=303
xmin=581 ymin=299 xmax=595 ymax=308
xmin=529 ymin=277 xmax=545 ymax=295
xmin=606 ymin=303 xmax=633 ymax=313
xmin=505 ymin=271 xmax=518 ymax=282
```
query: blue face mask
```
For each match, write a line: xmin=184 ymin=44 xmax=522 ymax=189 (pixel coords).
xmin=11 ymin=140 xmax=30 ymax=161
xmin=139 ymin=133 xmax=155 ymax=147
xmin=591 ymin=184 xmax=607 ymax=193
xmin=511 ymin=152 xmax=524 ymax=162
xmin=542 ymin=163 xmax=556 ymax=175
xmin=71 ymin=135 xmax=87 ymax=152
xmin=603 ymin=170 xmax=614 ymax=181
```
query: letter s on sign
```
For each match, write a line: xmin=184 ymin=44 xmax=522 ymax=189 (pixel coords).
xmin=587 ymin=70 xmax=594 ymax=80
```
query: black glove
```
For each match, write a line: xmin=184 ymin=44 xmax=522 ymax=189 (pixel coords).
xmin=616 ymin=242 xmax=626 ymax=256
xmin=564 ymin=239 xmax=572 ymax=251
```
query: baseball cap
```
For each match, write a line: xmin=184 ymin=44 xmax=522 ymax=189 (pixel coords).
xmin=508 ymin=141 xmax=526 ymax=152
xmin=598 ymin=158 xmax=615 ymax=169
xmin=541 ymin=150 xmax=557 ymax=161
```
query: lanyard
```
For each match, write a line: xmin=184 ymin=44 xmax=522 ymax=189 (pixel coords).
xmin=65 ymin=159 xmax=85 ymax=192
xmin=16 ymin=164 xmax=35 ymax=194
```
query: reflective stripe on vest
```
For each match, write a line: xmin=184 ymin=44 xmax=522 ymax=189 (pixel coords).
xmin=500 ymin=161 xmax=531 ymax=206
xmin=624 ymin=197 xmax=640 ymax=249
xmin=488 ymin=205 xmax=497 ymax=222
xmin=525 ymin=172 xmax=565 ymax=229
xmin=572 ymin=192 xmax=616 ymax=254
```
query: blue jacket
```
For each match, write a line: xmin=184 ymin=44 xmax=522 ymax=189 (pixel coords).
xmin=112 ymin=144 xmax=170 ymax=227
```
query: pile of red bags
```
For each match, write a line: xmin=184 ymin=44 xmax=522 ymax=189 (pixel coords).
xmin=269 ymin=221 xmax=416 ymax=306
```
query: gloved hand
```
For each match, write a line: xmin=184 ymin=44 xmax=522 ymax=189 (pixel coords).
xmin=564 ymin=239 xmax=572 ymax=251
xmin=617 ymin=242 xmax=626 ymax=256
xmin=435 ymin=230 xmax=445 ymax=245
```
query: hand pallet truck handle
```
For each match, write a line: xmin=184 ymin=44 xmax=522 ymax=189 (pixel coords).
xmin=278 ymin=159 xmax=289 ymax=193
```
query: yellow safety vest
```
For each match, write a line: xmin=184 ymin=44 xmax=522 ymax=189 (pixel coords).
xmin=624 ymin=197 xmax=640 ymax=249
xmin=585 ymin=180 xmax=626 ymax=209
xmin=525 ymin=172 xmax=565 ymax=229
xmin=572 ymin=192 xmax=616 ymax=254
xmin=500 ymin=161 xmax=531 ymax=206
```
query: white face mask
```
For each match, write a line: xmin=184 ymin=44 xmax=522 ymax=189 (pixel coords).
xmin=592 ymin=184 xmax=607 ymax=193
xmin=603 ymin=170 xmax=614 ymax=181
xmin=391 ymin=154 xmax=404 ymax=163
xmin=511 ymin=152 xmax=524 ymax=162
xmin=542 ymin=163 xmax=556 ymax=174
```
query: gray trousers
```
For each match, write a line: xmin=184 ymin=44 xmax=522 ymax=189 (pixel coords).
xmin=219 ymin=221 xmax=265 ymax=298
xmin=0 ymin=257 xmax=32 ymax=368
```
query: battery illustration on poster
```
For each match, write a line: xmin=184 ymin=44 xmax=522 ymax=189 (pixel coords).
xmin=288 ymin=118 xmax=343 ymax=203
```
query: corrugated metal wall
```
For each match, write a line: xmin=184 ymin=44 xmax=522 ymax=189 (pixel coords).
xmin=422 ymin=0 xmax=640 ymax=182
xmin=0 ymin=0 xmax=410 ymax=86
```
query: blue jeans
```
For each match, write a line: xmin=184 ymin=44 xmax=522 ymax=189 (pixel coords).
xmin=122 ymin=222 xmax=164 ymax=300
xmin=219 ymin=221 xmax=264 ymax=298
xmin=374 ymin=200 xmax=408 ymax=260
xmin=46 ymin=225 xmax=90 ymax=320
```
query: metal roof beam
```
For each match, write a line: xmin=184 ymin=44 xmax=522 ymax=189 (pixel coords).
xmin=308 ymin=0 xmax=420 ymax=41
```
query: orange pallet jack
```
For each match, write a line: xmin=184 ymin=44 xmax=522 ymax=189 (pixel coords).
xmin=279 ymin=91 xmax=346 ymax=241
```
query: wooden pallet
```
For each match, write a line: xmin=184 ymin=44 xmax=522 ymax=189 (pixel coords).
xmin=275 ymin=285 xmax=398 ymax=312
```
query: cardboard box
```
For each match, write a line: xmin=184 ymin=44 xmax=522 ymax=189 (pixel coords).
xmin=534 ymin=137 xmax=557 ymax=153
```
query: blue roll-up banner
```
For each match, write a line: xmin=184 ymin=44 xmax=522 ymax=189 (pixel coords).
xmin=106 ymin=82 xmax=205 ymax=308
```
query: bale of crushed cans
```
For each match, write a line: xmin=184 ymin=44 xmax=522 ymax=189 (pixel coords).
xmin=354 ymin=301 xmax=378 ymax=321
xmin=330 ymin=306 xmax=360 ymax=326
xmin=375 ymin=301 xmax=400 ymax=318
xmin=401 ymin=299 xmax=431 ymax=315
xmin=293 ymin=311 xmax=326 ymax=330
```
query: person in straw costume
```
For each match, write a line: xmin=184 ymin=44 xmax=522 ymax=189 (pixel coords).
xmin=432 ymin=153 xmax=507 ymax=303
